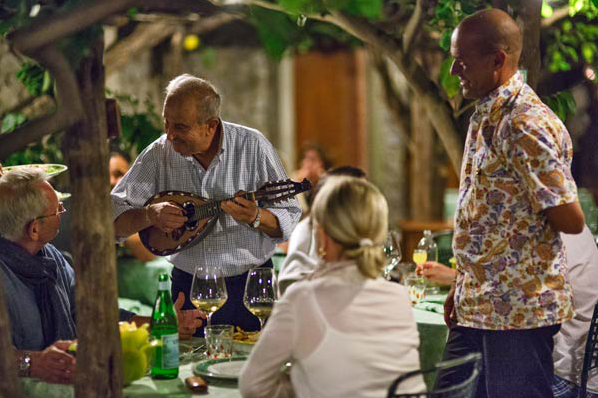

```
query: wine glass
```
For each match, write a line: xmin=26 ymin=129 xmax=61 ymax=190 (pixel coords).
xmin=244 ymin=267 xmax=277 ymax=330
xmin=383 ymin=230 xmax=402 ymax=280
xmin=189 ymin=264 xmax=228 ymax=327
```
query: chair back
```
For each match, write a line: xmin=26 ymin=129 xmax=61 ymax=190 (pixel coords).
xmin=580 ymin=301 xmax=598 ymax=397
xmin=387 ymin=352 xmax=482 ymax=398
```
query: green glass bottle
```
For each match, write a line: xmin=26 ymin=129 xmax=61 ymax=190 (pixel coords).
xmin=150 ymin=273 xmax=179 ymax=379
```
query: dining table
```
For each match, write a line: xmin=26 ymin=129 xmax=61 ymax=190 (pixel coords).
xmin=19 ymin=293 xmax=448 ymax=397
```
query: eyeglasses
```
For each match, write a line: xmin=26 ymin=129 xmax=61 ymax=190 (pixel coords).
xmin=33 ymin=202 xmax=66 ymax=221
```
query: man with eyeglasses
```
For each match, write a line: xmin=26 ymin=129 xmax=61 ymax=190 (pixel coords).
xmin=0 ymin=168 xmax=203 ymax=384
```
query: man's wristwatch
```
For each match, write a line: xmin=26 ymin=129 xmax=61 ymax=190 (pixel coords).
xmin=18 ymin=351 xmax=31 ymax=377
xmin=250 ymin=207 xmax=261 ymax=229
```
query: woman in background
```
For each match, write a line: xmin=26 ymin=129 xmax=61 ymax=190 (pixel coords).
xmin=240 ymin=177 xmax=424 ymax=398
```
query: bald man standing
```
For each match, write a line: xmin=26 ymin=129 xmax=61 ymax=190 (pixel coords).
xmin=438 ymin=9 xmax=585 ymax=398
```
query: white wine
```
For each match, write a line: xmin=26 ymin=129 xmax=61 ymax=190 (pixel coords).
xmin=246 ymin=303 xmax=273 ymax=319
xmin=191 ymin=298 xmax=226 ymax=314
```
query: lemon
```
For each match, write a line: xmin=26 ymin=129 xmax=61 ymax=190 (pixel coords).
xmin=122 ymin=348 xmax=147 ymax=385
xmin=184 ymin=34 xmax=200 ymax=51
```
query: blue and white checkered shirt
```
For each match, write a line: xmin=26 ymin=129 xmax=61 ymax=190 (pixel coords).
xmin=111 ymin=121 xmax=301 ymax=277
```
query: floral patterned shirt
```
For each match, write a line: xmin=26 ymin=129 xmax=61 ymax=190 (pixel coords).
xmin=453 ymin=72 xmax=576 ymax=330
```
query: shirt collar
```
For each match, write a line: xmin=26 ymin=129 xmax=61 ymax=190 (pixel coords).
xmin=475 ymin=71 xmax=524 ymax=117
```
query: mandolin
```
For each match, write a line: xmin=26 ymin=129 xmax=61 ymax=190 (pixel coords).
xmin=139 ymin=179 xmax=311 ymax=256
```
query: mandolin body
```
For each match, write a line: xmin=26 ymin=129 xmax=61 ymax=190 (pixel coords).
xmin=139 ymin=191 xmax=218 ymax=256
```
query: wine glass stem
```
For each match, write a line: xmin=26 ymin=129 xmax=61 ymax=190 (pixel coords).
xmin=258 ymin=317 xmax=265 ymax=330
xmin=206 ymin=313 xmax=212 ymax=327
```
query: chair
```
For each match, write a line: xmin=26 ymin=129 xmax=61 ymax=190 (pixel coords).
xmin=387 ymin=352 xmax=482 ymax=398
xmin=580 ymin=301 xmax=598 ymax=397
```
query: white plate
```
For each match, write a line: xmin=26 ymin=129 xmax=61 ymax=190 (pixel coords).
xmin=194 ymin=357 xmax=247 ymax=381
xmin=3 ymin=163 xmax=67 ymax=177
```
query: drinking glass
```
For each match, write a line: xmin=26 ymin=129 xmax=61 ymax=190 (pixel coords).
xmin=189 ymin=264 xmax=228 ymax=327
xmin=382 ymin=230 xmax=402 ymax=280
xmin=244 ymin=267 xmax=277 ymax=330
xmin=412 ymin=249 xmax=427 ymax=267
xmin=204 ymin=324 xmax=234 ymax=359
xmin=405 ymin=275 xmax=427 ymax=305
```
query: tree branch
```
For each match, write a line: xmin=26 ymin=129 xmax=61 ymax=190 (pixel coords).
xmin=0 ymin=45 xmax=83 ymax=161
xmin=402 ymin=0 xmax=425 ymax=55
xmin=371 ymin=52 xmax=415 ymax=154
xmin=8 ymin=0 xmax=137 ymax=53
xmin=541 ymin=6 xmax=569 ymax=28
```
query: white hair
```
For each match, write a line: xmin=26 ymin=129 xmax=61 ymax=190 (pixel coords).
xmin=0 ymin=168 xmax=50 ymax=241
xmin=165 ymin=74 xmax=221 ymax=123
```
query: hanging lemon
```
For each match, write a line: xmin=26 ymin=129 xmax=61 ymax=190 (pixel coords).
xmin=184 ymin=34 xmax=200 ymax=51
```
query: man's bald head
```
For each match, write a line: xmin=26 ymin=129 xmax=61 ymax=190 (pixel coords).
xmin=457 ymin=9 xmax=522 ymax=68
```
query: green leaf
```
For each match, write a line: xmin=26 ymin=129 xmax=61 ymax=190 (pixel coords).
xmin=541 ymin=1 xmax=554 ymax=18
xmin=1 ymin=113 xmax=27 ymax=134
xmin=592 ymin=0 xmax=598 ymax=8
xmin=440 ymin=29 xmax=452 ymax=51
xmin=344 ymin=0 xmax=382 ymax=19
xmin=279 ymin=0 xmax=323 ymax=14
xmin=582 ymin=42 xmax=595 ymax=62
xmin=439 ymin=57 xmax=460 ymax=98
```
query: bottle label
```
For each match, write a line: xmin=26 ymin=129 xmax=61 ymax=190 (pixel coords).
xmin=158 ymin=281 xmax=169 ymax=290
xmin=161 ymin=334 xmax=179 ymax=369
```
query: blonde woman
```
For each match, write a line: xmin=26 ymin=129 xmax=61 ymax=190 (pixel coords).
xmin=239 ymin=177 xmax=424 ymax=398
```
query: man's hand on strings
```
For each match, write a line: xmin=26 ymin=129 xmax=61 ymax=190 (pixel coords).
xmin=221 ymin=191 xmax=259 ymax=224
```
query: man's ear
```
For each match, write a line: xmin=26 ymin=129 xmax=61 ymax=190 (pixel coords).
xmin=207 ymin=118 xmax=219 ymax=136
xmin=494 ymin=50 xmax=507 ymax=70
xmin=27 ymin=220 xmax=41 ymax=241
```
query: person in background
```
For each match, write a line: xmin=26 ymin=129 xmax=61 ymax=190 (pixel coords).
xmin=109 ymin=150 xmax=156 ymax=262
xmin=0 ymin=169 xmax=203 ymax=384
xmin=111 ymin=74 xmax=301 ymax=332
xmin=239 ymin=177 xmax=424 ymax=398
xmin=438 ymin=8 xmax=585 ymax=398
xmin=553 ymin=226 xmax=598 ymax=398
xmin=277 ymin=165 xmax=366 ymax=295
xmin=292 ymin=142 xmax=332 ymax=215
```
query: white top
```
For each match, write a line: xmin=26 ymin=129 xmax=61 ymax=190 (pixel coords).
xmin=277 ymin=217 xmax=319 ymax=295
xmin=553 ymin=226 xmax=598 ymax=393
xmin=239 ymin=261 xmax=425 ymax=398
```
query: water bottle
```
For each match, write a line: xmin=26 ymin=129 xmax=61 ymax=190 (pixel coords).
xmin=417 ymin=230 xmax=439 ymax=293
xmin=417 ymin=230 xmax=438 ymax=263
xmin=150 ymin=273 xmax=179 ymax=379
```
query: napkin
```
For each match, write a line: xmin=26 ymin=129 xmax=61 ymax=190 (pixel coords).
xmin=413 ymin=302 xmax=445 ymax=314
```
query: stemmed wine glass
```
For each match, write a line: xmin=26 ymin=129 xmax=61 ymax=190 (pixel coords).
xmin=189 ymin=264 xmax=228 ymax=327
xmin=243 ymin=267 xmax=277 ymax=330
xmin=383 ymin=230 xmax=402 ymax=280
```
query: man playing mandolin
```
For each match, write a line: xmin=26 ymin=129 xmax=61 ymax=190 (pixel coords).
xmin=111 ymin=74 xmax=302 ymax=332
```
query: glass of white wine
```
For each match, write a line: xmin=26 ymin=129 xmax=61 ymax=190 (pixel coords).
xmin=412 ymin=249 xmax=427 ymax=267
xmin=383 ymin=230 xmax=402 ymax=280
xmin=189 ymin=264 xmax=228 ymax=327
xmin=244 ymin=267 xmax=277 ymax=330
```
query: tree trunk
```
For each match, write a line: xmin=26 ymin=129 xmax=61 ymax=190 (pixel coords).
xmin=0 ymin=288 xmax=22 ymax=398
xmin=494 ymin=0 xmax=542 ymax=90
xmin=409 ymin=98 xmax=435 ymax=220
xmin=63 ymin=38 xmax=123 ymax=398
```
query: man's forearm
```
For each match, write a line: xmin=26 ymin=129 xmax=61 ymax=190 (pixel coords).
xmin=114 ymin=207 xmax=152 ymax=238
xmin=257 ymin=209 xmax=282 ymax=238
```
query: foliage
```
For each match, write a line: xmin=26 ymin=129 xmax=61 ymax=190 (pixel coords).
xmin=544 ymin=0 xmax=598 ymax=73
xmin=249 ymin=5 xmax=361 ymax=59
xmin=16 ymin=61 xmax=54 ymax=96
xmin=0 ymin=112 xmax=65 ymax=166
xmin=542 ymin=90 xmax=577 ymax=121
xmin=106 ymin=90 xmax=163 ymax=160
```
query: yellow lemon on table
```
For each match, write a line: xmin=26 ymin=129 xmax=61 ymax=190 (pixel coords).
xmin=122 ymin=348 xmax=147 ymax=385
xmin=184 ymin=34 xmax=200 ymax=51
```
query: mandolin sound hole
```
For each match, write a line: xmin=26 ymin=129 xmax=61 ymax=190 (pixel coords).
xmin=183 ymin=201 xmax=198 ymax=230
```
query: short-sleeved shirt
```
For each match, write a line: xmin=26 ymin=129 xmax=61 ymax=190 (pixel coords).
xmin=453 ymin=72 xmax=576 ymax=330
xmin=111 ymin=121 xmax=302 ymax=277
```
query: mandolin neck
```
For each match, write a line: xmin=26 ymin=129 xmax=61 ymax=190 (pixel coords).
xmin=190 ymin=192 xmax=256 ymax=222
